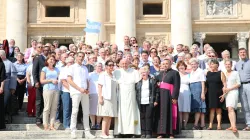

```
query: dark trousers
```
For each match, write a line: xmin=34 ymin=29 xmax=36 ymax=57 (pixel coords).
xmin=35 ymin=87 xmax=44 ymax=121
xmin=0 ymin=94 xmax=5 ymax=129
xmin=56 ymin=91 xmax=63 ymax=123
xmin=16 ymin=75 xmax=26 ymax=110
xmin=140 ymin=104 xmax=153 ymax=135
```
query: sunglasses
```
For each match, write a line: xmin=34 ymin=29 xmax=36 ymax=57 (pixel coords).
xmin=124 ymin=49 xmax=130 ymax=51
xmin=86 ymin=52 xmax=91 ymax=54
xmin=133 ymin=46 xmax=138 ymax=48
xmin=107 ymin=64 xmax=114 ymax=67
xmin=209 ymin=55 xmax=215 ymax=57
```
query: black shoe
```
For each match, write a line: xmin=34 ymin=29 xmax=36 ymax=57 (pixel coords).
xmin=141 ymin=135 xmax=146 ymax=138
xmin=95 ymin=124 xmax=101 ymax=130
xmin=146 ymin=135 xmax=151 ymax=138
xmin=90 ymin=125 xmax=96 ymax=130
xmin=36 ymin=119 xmax=42 ymax=125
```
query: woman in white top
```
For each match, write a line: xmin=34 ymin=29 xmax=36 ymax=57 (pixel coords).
xmin=189 ymin=58 xmax=207 ymax=130
xmin=176 ymin=61 xmax=191 ymax=130
xmin=220 ymin=60 xmax=241 ymax=132
xmin=97 ymin=60 xmax=118 ymax=138
xmin=88 ymin=63 xmax=103 ymax=130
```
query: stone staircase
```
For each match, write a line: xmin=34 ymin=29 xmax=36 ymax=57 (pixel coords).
xmin=1 ymin=98 xmax=249 ymax=139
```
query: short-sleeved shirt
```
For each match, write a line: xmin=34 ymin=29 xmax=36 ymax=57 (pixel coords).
xmin=42 ymin=67 xmax=60 ymax=91
xmin=68 ymin=63 xmax=89 ymax=94
xmin=88 ymin=72 xmax=100 ymax=94
xmin=14 ymin=62 xmax=27 ymax=76
xmin=59 ymin=66 xmax=70 ymax=92
xmin=235 ymin=59 xmax=250 ymax=82
xmin=190 ymin=68 xmax=206 ymax=83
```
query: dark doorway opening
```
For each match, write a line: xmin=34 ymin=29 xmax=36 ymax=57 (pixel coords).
xmin=205 ymin=42 xmax=231 ymax=58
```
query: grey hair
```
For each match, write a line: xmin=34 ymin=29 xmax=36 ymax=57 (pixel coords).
xmin=65 ymin=56 xmax=75 ymax=64
xmin=178 ymin=52 xmax=185 ymax=57
xmin=0 ymin=50 xmax=6 ymax=57
xmin=224 ymin=59 xmax=232 ymax=65
xmin=221 ymin=50 xmax=230 ymax=56
xmin=189 ymin=58 xmax=199 ymax=64
xmin=165 ymin=54 xmax=174 ymax=61
xmin=60 ymin=46 xmax=68 ymax=51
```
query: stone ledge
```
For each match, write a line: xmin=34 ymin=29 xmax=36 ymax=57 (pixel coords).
xmin=0 ymin=130 xmax=250 ymax=139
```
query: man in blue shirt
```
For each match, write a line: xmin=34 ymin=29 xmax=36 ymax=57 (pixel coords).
xmin=235 ymin=48 xmax=250 ymax=131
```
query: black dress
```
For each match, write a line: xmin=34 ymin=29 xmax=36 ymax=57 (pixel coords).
xmin=0 ymin=61 xmax=6 ymax=129
xmin=206 ymin=71 xmax=224 ymax=108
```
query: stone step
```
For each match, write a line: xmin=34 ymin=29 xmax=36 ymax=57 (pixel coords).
xmin=0 ymin=130 xmax=250 ymax=139
xmin=4 ymin=123 xmax=247 ymax=131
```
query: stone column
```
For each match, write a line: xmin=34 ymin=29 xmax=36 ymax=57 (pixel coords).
xmin=6 ymin=0 xmax=28 ymax=52
xmin=85 ymin=0 xmax=106 ymax=47
xmin=193 ymin=32 xmax=206 ymax=54
xmin=115 ymin=0 xmax=136 ymax=50
xmin=229 ymin=39 xmax=238 ymax=59
xmin=237 ymin=32 xmax=249 ymax=49
xmin=171 ymin=0 xmax=192 ymax=47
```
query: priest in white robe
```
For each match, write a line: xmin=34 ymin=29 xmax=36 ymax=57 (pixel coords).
xmin=114 ymin=58 xmax=141 ymax=136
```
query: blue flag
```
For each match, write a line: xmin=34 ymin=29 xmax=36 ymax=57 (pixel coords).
xmin=84 ymin=19 xmax=101 ymax=33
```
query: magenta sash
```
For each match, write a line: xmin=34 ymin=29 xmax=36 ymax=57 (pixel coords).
xmin=160 ymin=82 xmax=177 ymax=130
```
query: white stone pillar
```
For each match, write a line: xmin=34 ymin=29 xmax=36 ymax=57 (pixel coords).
xmin=171 ymin=0 xmax=192 ymax=47
xmin=237 ymin=32 xmax=249 ymax=49
xmin=6 ymin=0 xmax=28 ymax=52
xmin=115 ymin=0 xmax=136 ymax=50
xmin=194 ymin=32 xmax=206 ymax=54
xmin=85 ymin=0 xmax=106 ymax=47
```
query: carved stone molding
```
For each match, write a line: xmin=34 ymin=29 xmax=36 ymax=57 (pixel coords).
xmin=237 ymin=32 xmax=249 ymax=42
xmin=139 ymin=34 xmax=169 ymax=46
xmin=202 ymin=0 xmax=239 ymax=18
xmin=193 ymin=32 xmax=206 ymax=42
xmin=237 ymin=32 xmax=249 ymax=49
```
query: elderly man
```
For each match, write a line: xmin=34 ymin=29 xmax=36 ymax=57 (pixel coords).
xmin=67 ymin=52 xmax=95 ymax=139
xmin=219 ymin=50 xmax=236 ymax=72
xmin=114 ymin=58 xmax=141 ymax=137
xmin=97 ymin=48 xmax=106 ymax=66
xmin=8 ymin=39 xmax=15 ymax=58
xmin=0 ymin=50 xmax=17 ymax=108
xmin=167 ymin=45 xmax=175 ymax=56
xmin=124 ymin=36 xmax=130 ymax=46
xmin=142 ymin=41 xmax=151 ymax=52
xmin=235 ymin=48 xmax=250 ymax=131
xmin=96 ymin=41 xmax=103 ymax=48
xmin=198 ymin=44 xmax=212 ymax=61
xmin=60 ymin=46 xmax=68 ymax=54
xmin=111 ymin=44 xmax=118 ymax=53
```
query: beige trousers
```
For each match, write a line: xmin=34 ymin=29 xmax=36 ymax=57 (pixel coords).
xmin=43 ymin=90 xmax=60 ymax=125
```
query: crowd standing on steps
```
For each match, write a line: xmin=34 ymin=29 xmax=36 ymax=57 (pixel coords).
xmin=0 ymin=37 xmax=249 ymax=139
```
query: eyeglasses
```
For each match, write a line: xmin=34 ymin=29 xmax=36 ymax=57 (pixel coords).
xmin=124 ymin=49 xmax=130 ymax=51
xmin=107 ymin=64 xmax=114 ymax=67
xmin=158 ymin=50 xmax=164 ymax=53
xmin=86 ymin=52 xmax=91 ymax=54
xmin=130 ymin=40 xmax=136 ymax=41
xmin=118 ymin=53 xmax=123 ymax=55
xmin=37 ymin=46 xmax=42 ymax=48
xmin=133 ymin=46 xmax=138 ymax=48
xmin=209 ymin=55 xmax=215 ymax=57
xmin=151 ymin=51 xmax=157 ymax=53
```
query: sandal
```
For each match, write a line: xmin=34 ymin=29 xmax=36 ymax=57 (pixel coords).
xmin=242 ymin=127 xmax=250 ymax=131
xmin=157 ymin=135 xmax=163 ymax=139
xmin=232 ymin=127 xmax=238 ymax=133
xmin=169 ymin=135 xmax=175 ymax=139
xmin=200 ymin=126 xmax=207 ymax=130
xmin=207 ymin=127 xmax=213 ymax=130
xmin=192 ymin=125 xmax=200 ymax=130
xmin=226 ymin=127 xmax=232 ymax=130
xmin=50 ymin=127 xmax=56 ymax=131
xmin=217 ymin=127 xmax=222 ymax=130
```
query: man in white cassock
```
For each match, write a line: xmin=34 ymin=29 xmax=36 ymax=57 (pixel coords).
xmin=114 ymin=58 xmax=141 ymax=137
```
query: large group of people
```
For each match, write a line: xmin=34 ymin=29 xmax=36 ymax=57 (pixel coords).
xmin=0 ymin=36 xmax=249 ymax=139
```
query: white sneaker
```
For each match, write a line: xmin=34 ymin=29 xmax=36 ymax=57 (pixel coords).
xmin=65 ymin=128 xmax=71 ymax=132
xmin=85 ymin=131 xmax=96 ymax=139
xmin=71 ymin=131 xmax=77 ymax=139
xmin=108 ymin=135 xmax=114 ymax=139
xmin=100 ymin=135 xmax=109 ymax=139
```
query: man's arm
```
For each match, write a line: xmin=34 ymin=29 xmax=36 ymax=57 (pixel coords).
xmin=67 ymin=76 xmax=86 ymax=94
xmin=32 ymin=56 xmax=39 ymax=86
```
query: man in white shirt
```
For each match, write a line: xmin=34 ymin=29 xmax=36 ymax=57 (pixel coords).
xmin=67 ymin=52 xmax=95 ymax=139
xmin=97 ymin=48 xmax=106 ymax=66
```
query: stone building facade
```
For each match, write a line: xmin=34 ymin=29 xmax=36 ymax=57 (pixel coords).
xmin=0 ymin=0 xmax=250 ymax=58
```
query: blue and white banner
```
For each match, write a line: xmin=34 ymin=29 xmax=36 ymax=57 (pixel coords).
xmin=84 ymin=19 xmax=101 ymax=33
